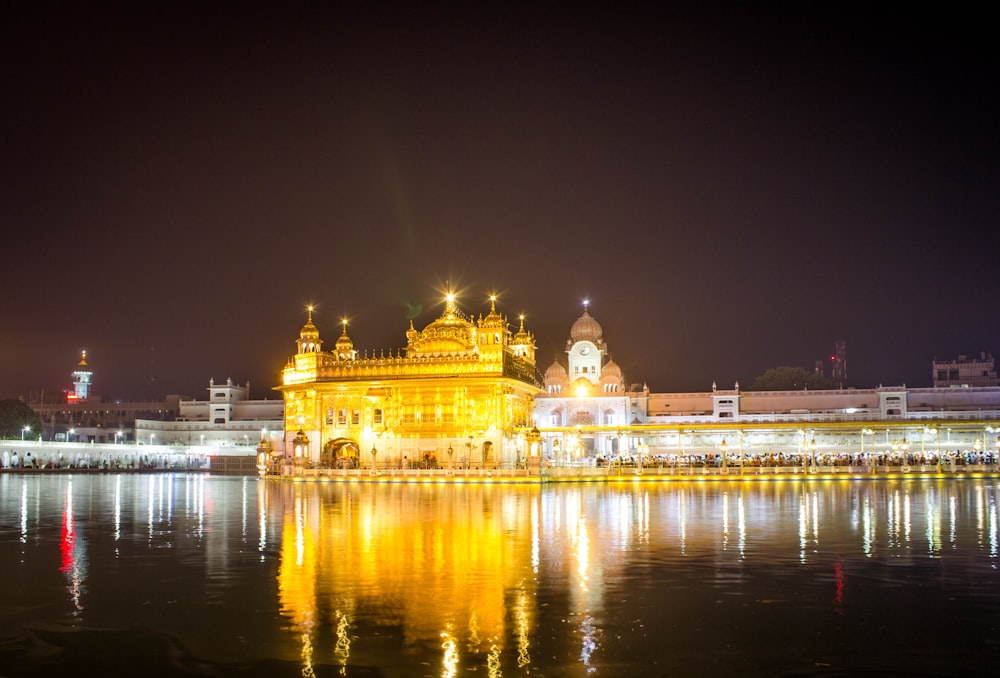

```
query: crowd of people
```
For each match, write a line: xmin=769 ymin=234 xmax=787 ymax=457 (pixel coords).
xmin=593 ymin=449 xmax=999 ymax=469
xmin=0 ymin=449 xmax=209 ymax=471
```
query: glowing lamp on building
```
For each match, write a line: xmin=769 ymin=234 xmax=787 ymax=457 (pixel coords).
xmin=292 ymin=429 xmax=310 ymax=468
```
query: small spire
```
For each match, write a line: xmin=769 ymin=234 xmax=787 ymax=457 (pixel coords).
xmin=489 ymin=294 xmax=497 ymax=314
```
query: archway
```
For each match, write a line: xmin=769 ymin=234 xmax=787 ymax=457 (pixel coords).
xmin=321 ymin=437 xmax=360 ymax=468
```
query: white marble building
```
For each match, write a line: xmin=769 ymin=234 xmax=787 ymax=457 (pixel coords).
xmin=135 ymin=378 xmax=283 ymax=453
xmin=534 ymin=304 xmax=1000 ymax=465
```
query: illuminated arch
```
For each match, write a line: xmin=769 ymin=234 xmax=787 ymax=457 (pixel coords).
xmin=321 ymin=437 xmax=360 ymax=468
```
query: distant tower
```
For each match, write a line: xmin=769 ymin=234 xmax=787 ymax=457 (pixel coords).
xmin=831 ymin=340 xmax=847 ymax=388
xmin=70 ymin=350 xmax=93 ymax=401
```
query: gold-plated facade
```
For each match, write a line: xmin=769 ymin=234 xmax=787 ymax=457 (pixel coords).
xmin=277 ymin=294 xmax=542 ymax=469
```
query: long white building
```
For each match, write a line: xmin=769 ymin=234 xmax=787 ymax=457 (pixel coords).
xmin=535 ymin=305 xmax=1000 ymax=467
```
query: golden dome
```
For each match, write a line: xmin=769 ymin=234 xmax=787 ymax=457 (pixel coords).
xmin=299 ymin=306 xmax=320 ymax=341
xmin=408 ymin=294 xmax=477 ymax=354
xmin=512 ymin=314 xmax=532 ymax=345
xmin=479 ymin=295 xmax=504 ymax=329
xmin=335 ymin=326 xmax=354 ymax=353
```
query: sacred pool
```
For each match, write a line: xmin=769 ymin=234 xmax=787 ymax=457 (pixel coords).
xmin=0 ymin=473 xmax=996 ymax=676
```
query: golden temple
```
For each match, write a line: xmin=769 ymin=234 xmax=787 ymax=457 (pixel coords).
xmin=276 ymin=293 xmax=543 ymax=471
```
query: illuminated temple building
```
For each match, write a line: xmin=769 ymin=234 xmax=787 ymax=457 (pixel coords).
xmin=276 ymin=294 xmax=543 ymax=469
xmin=274 ymin=295 xmax=1000 ymax=471
xmin=533 ymin=301 xmax=642 ymax=459
xmin=529 ymin=304 xmax=1000 ymax=468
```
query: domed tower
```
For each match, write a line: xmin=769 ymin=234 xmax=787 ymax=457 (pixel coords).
xmin=566 ymin=300 xmax=606 ymax=389
xmin=533 ymin=299 xmax=635 ymax=460
xmin=543 ymin=359 xmax=568 ymax=394
xmin=600 ymin=358 xmax=625 ymax=393
xmin=334 ymin=318 xmax=357 ymax=361
xmin=71 ymin=350 xmax=93 ymax=401
xmin=476 ymin=295 xmax=508 ymax=363
xmin=296 ymin=306 xmax=322 ymax=354
xmin=509 ymin=313 xmax=536 ymax=362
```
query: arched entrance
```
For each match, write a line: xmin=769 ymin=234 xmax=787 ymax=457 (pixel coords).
xmin=321 ymin=437 xmax=360 ymax=468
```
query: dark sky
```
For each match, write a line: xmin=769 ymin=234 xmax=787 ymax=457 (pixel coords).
xmin=2 ymin=4 xmax=997 ymax=402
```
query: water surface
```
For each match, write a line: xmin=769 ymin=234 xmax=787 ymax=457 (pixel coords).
xmin=0 ymin=473 xmax=997 ymax=676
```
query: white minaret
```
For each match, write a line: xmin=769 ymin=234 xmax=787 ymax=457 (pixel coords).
xmin=71 ymin=350 xmax=93 ymax=400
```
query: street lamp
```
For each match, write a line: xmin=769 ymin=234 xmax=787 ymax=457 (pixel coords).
xmin=22 ymin=426 xmax=30 ymax=441
xmin=447 ymin=446 xmax=453 ymax=471
xmin=150 ymin=433 xmax=155 ymax=446
xmin=116 ymin=430 xmax=123 ymax=445
xmin=371 ymin=446 xmax=378 ymax=472
xmin=67 ymin=428 xmax=75 ymax=443
xmin=720 ymin=439 xmax=727 ymax=472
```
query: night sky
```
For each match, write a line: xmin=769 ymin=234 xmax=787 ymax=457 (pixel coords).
xmin=2 ymin=4 xmax=997 ymax=402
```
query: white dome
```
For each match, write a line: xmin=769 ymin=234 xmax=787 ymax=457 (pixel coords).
xmin=569 ymin=309 xmax=603 ymax=344
xmin=601 ymin=359 xmax=622 ymax=379
xmin=545 ymin=361 xmax=568 ymax=380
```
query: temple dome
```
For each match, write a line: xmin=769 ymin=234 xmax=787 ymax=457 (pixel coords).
xmin=300 ymin=316 xmax=319 ymax=342
xmin=335 ymin=329 xmax=354 ymax=355
xmin=297 ymin=307 xmax=322 ymax=353
xmin=408 ymin=295 xmax=477 ymax=354
xmin=569 ymin=309 xmax=603 ymax=344
xmin=545 ymin=361 xmax=568 ymax=380
xmin=601 ymin=359 xmax=622 ymax=379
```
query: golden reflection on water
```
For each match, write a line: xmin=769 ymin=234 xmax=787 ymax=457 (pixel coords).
xmin=269 ymin=479 xmax=1000 ymax=674
xmin=274 ymin=483 xmax=539 ymax=673
xmin=4 ymin=474 xmax=1000 ymax=674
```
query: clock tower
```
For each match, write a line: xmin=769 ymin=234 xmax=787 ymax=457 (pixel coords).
xmin=566 ymin=300 xmax=606 ymax=389
xmin=535 ymin=300 xmax=632 ymax=460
